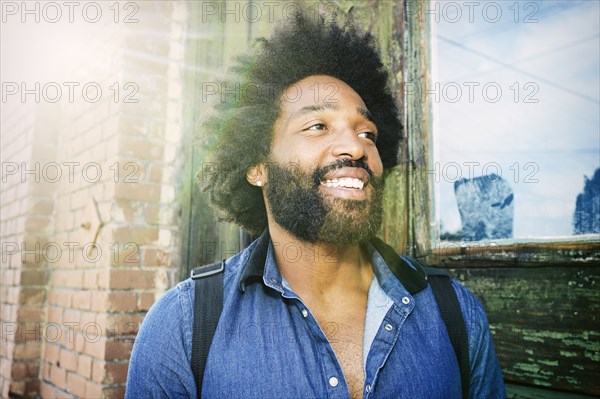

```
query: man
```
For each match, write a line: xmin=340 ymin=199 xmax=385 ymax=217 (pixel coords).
xmin=126 ymin=9 xmax=505 ymax=399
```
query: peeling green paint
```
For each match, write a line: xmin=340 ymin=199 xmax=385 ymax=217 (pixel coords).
xmin=559 ymin=351 xmax=577 ymax=357
xmin=538 ymin=359 xmax=559 ymax=367
xmin=584 ymin=351 xmax=600 ymax=362
xmin=515 ymin=363 xmax=540 ymax=373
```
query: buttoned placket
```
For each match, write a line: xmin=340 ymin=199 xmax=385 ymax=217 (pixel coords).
xmin=363 ymin=295 xmax=415 ymax=398
xmin=279 ymin=285 xmax=350 ymax=399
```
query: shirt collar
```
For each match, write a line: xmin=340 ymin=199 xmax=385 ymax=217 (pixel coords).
xmin=237 ymin=229 xmax=428 ymax=295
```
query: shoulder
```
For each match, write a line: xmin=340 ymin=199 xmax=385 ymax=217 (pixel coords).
xmin=125 ymin=281 xmax=197 ymax=398
xmin=131 ymin=280 xmax=196 ymax=363
xmin=449 ymin=278 xmax=489 ymax=331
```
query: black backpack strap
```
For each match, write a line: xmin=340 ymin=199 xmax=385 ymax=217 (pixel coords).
xmin=405 ymin=257 xmax=471 ymax=399
xmin=190 ymin=261 xmax=225 ymax=399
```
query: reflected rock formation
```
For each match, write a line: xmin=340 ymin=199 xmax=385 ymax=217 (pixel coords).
xmin=573 ymin=168 xmax=600 ymax=235
xmin=454 ymin=174 xmax=514 ymax=241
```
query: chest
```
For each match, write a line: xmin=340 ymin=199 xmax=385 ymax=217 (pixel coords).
xmin=317 ymin=313 xmax=366 ymax=399
xmin=202 ymin=288 xmax=461 ymax=399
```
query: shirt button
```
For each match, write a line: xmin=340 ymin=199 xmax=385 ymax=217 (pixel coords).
xmin=328 ymin=377 xmax=339 ymax=387
xmin=402 ymin=296 xmax=410 ymax=304
xmin=384 ymin=323 xmax=394 ymax=332
xmin=301 ymin=309 xmax=308 ymax=318
xmin=365 ymin=384 xmax=371 ymax=393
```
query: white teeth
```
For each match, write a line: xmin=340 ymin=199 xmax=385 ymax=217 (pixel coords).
xmin=322 ymin=178 xmax=364 ymax=189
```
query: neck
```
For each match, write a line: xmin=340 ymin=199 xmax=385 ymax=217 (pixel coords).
xmin=267 ymin=221 xmax=373 ymax=302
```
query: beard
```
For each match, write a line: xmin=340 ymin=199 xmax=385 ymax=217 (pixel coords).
xmin=265 ymin=159 xmax=385 ymax=244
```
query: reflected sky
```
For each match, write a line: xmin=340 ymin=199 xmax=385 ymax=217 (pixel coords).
xmin=433 ymin=0 xmax=600 ymax=238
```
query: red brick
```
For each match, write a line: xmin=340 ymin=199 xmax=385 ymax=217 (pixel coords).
xmin=66 ymin=371 xmax=87 ymax=398
xmin=83 ymin=270 xmax=109 ymax=290
xmin=102 ymin=313 xmax=142 ymax=337
xmin=110 ymin=242 xmax=141 ymax=267
xmin=103 ymin=385 xmax=126 ymax=398
xmin=8 ymin=380 xmax=25 ymax=396
xmin=46 ymin=305 xmax=63 ymax=324
xmin=24 ymin=378 xmax=40 ymax=396
xmin=19 ymin=269 xmax=47 ymax=285
xmin=25 ymin=362 xmax=39 ymax=378
xmin=80 ymin=311 xmax=96 ymax=329
xmin=139 ymin=292 xmax=155 ymax=311
xmin=59 ymin=326 xmax=77 ymax=351
xmin=72 ymin=291 xmax=91 ymax=310
xmin=109 ymin=292 xmax=137 ymax=312
xmin=111 ymin=226 xmax=159 ymax=246
xmin=77 ymin=355 xmax=92 ymax=379
xmin=111 ymin=199 xmax=141 ymax=223
xmin=85 ymin=380 xmax=103 ymax=398
xmin=75 ymin=330 xmax=86 ymax=353
xmin=16 ymin=306 xmax=44 ymax=323
xmin=41 ymin=361 xmax=51 ymax=380
xmin=84 ymin=338 xmax=106 ymax=359
xmin=83 ymin=270 xmax=100 ymax=289
xmin=63 ymin=308 xmax=81 ymax=325
xmin=49 ymin=289 xmax=71 ymax=307
xmin=114 ymin=181 xmax=161 ymax=202
xmin=14 ymin=321 xmax=42 ymax=343
xmin=13 ymin=341 xmax=40 ymax=360
xmin=91 ymin=359 xmax=106 ymax=383
xmin=44 ymin=343 xmax=60 ymax=365
xmin=105 ymin=339 xmax=133 ymax=361
xmin=9 ymin=362 xmax=27 ymax=379
xmin=50 ymin=365 xmax=66 ymax=388
xmin=40 ymin=380 xmax=71 ymax=399
xmin=59 ymin=349 xmax=78 ymax=372
xmin=19 ymin=287 xmax=45 ymax=305
xmin=52 ymin=270 xmax=83 ymax=288
xmin=141 ymin=248 xmax=170 ymax=267
xmin=109 ymin=269 xmax=155 ymax=290
xmin=105 ymin=361 xmax=129 ymax=384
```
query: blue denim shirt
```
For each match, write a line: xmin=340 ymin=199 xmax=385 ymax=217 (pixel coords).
xmin=126 ymin=232 xmax=505 ymax=399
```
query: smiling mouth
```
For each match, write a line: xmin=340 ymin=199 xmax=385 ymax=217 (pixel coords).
xmin=320 ymin=177 xmax=365 ymax=190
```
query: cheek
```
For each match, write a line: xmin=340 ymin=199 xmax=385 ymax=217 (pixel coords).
xmin=369 ymin=148 xmax=384 ymax=175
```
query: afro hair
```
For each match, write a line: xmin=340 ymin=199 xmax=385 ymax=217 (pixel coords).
xmin=200 ymin=8 xmax=402 ymax=234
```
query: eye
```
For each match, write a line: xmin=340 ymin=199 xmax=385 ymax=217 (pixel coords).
xmin=358 ymin=131 xmax=377 ymax=142
xmin=304 ymin=123 xmax=327 ymax=131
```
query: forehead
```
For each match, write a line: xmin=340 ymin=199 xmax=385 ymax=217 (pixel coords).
xmin=278 ymin=75 xmax=368 ymax=118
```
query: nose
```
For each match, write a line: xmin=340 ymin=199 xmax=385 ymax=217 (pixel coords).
xmin=331 ymin=129 xmax=366 ymax=160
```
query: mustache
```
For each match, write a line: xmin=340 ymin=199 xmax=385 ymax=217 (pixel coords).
xmin=313 ymin=158 xmax=374 ymax=185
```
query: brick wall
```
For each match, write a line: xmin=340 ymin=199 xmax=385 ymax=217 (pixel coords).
xmin=1 ymin=100 xmax=57 ymax=397
xmin=1 ymin=2 xmax=187 ymax=397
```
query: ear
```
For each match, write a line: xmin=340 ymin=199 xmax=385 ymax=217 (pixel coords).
xmin=246 ymin=163 xmax=267 ymax=187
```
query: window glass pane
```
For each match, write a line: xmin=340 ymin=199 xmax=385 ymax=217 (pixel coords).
xmin=433 ymin=0 xmax=600 ymax=241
